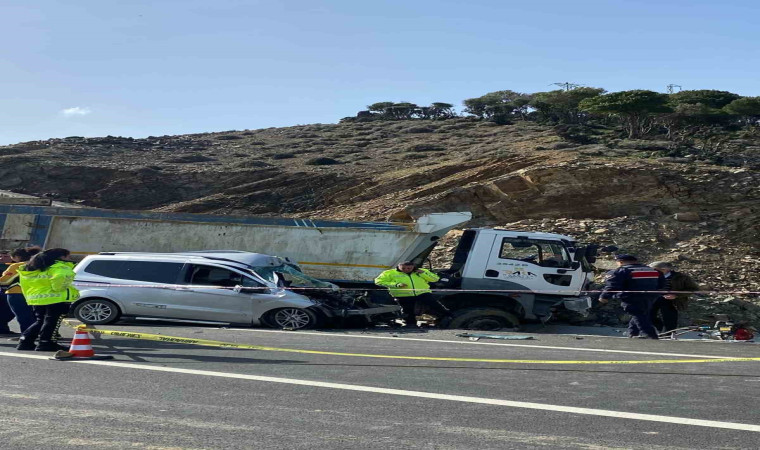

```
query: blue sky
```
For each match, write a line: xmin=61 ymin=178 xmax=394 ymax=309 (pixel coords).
xmin=1 ymin=0 xmax=757 ymax=145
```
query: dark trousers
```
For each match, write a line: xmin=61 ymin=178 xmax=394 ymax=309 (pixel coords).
xmin=622 ymin=298 xmax=658 ymax=339
xmin=651 ymin=297 xmax=679 ymax=333
xmin=6 ymin=293 xmax=36 ymax=332
xmin=395 ymin=293 xmax=446 ymax=326
xmin=21 ymin=302 xmax=71 ymax=344
xmin=0 ymin=293 xmax=14 ymax=334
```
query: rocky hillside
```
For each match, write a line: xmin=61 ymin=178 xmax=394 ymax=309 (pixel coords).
xmin=2 ymin=118 xmax=759 ymax=326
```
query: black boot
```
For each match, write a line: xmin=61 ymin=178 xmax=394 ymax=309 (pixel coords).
xmin=16 ymin=338 xmax=36 ymax=351
xmin=35 ymin=341 xmax=69 ymax=352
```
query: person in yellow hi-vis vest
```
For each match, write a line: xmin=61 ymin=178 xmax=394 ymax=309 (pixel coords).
xmin=0 ymin=247 xmax=41 ymax=337
xmin=16 ymin=248 xmax=80 ymax=352
xmin=375 ymin=261 xmax=447 ymax=328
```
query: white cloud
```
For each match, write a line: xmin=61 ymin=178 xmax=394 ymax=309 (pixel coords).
xmin=61 ymin=106 xmax=92 ymax=117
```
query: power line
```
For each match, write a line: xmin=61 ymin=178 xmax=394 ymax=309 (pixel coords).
xmin=552 ymin=82 xmax=581 ymax=91
xmin=667 ymin=84 xmax=682 ymax=94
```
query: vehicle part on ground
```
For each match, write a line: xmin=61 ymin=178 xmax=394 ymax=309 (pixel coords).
xmin=456 ymin=333 xmax=534 ymax=340
xmin=73 ymin=298 xmax=121 ymax=325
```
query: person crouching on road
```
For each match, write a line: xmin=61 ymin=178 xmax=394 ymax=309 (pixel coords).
xmin=16 ymin=248 xmax=79 ymax=352
xmin=0 ymin=247 xmax=41 ymax=337
xmin=375 ymin=261 xmax=446 ymax=328
xmin=648 ymin=261 xmax=700 ymax=335
xmin=598 ymin=254 xmax=664 ymax=340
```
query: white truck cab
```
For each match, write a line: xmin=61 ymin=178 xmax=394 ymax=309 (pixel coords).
xmin=421 ymin=228 xmax=606 ymax=329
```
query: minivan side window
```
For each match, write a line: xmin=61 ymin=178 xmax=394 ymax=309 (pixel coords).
xmin=185 ymin=265 xmax=263 ymax=288
xmin=83 ymin=260 xmax=125 ymax=278
xmin=83 ymin=260 xmax=183 ymax=284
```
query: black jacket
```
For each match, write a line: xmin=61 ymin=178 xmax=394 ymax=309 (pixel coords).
xmin=600 ymin=264 xmax=665 ymax=302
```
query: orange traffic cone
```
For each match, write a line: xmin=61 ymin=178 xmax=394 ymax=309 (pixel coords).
xmin=52 ymin=328 xmax=113 ymax=361
xmin=68 ymin=329 xmax=95 ymax=357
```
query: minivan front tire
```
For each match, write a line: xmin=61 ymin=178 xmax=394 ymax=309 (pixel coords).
xmin=73 ymin=298 xmax=121 ymax=325
xmin=265 ymin=308 xmax=319 ymax=330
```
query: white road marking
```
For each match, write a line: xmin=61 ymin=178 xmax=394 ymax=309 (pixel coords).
xmin=225 ymin=328 xmax=734 ymax=359
xmin=1 ymin=351 xmax=758 ymax=433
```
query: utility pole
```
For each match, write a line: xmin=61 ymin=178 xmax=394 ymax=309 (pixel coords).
xmin=552 ymin=82 xmax=581 ymax=91
xmin=667 ymin=84 xmax=682 ymax=94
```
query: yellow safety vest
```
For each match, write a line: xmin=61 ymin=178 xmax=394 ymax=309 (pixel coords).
xmin=18 ymin=261 xmax=80 ymax=306
xmin=374 ymin=268 xmax=440 ymax=297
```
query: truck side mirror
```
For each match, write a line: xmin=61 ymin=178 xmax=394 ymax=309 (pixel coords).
xmin=573 ymin=246 xmax=586 ymax=261
xmin=571 ymin=262 xmax=580 ymax=270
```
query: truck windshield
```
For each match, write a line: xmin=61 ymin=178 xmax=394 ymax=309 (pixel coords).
xmin=252 ymin=264 xmax=337 ymax=289
xmin=498 ymin=238 xmax=571 ymax=268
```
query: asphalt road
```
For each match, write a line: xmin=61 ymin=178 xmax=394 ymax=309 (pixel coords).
xmin=2 ymin=322 xmax=760 ymax=449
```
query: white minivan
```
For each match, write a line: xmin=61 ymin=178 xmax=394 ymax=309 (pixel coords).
xmin=72 ymin=251 xmax=400 ymax=329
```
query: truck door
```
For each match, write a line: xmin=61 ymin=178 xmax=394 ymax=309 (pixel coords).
xmin=484 ymin=237 xmax=584 ymax=295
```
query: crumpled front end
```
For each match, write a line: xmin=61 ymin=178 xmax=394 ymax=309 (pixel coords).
xmin=302 ymin=289 xmax=401 ymax=327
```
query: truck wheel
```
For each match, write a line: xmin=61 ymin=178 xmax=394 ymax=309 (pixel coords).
xmin=266 ymin=308 xmax=319 ymax=330
xmin=73 ymin=298 xmax=121 ymax=325
xmin=442 ymin=307 xmax=519 ymax=331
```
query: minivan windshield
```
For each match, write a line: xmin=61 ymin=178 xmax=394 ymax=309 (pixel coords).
xmin=252 ymin=264 xmax=337 ymax=290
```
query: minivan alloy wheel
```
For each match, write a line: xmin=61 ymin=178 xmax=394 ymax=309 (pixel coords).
xmin=271 ymin=308 xmax=316 ymax=329
xmin=73 ymin=299 xmax=120 ymax=325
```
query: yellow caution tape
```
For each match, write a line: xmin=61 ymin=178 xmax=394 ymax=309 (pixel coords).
xmin=65 ymin=322 xmax=760 ymax=365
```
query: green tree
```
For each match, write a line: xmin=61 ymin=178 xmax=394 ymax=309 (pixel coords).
xmin=579 ymin=90 xmax=671 ymax=138
xmin=462 ymin=96 xmax=488 ymax=118
xmin=366 ymin=102 xmax=395 ymax=118
xmin=530 ymin=87 xmax=605 ymax=123
xmin=429 ymin=102 xmax=456 ymax=119
xmin=367 ymin=102 xmax=394 ymax=112
xmin=723 ymin=97 xmax=760 ymax=125
xmin=386 ymin=102 xmax=419 ymax=120
xmin=463 ymin=90 xmax=530 ymax=122
xmin=659 ymin=103 xmax=730 ymax=140
xmin=669 ymin=90 xmax=741 ymax=109
xmin=657 ymin=90 xmax=742 ymax=140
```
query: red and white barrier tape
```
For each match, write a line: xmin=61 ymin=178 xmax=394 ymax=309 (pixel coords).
xmin=70 ymin=282 xmax=760 ymax=296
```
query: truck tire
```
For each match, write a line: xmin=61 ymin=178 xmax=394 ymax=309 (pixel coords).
xmin=73 ymin=298 xmax=121 ymax=325
xmin=441 ymin=307 xmax=519 ymax=331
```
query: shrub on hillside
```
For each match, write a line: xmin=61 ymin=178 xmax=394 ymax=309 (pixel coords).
xmin=165 ymin=155 xmax=217 ymax=163
xmin=405 ymin=126 xmax=436 ymax=133
xmin=407 ymin=143 xmax=445 ymax=152
xmin=305 ymin=157 xmax=341 ymax=165
xmin=554 ymin=124 xmax=597 ymax=144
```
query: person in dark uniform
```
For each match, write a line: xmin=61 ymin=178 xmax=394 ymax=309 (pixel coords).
xmin=598 ymin=254 xmax=664 ymax=339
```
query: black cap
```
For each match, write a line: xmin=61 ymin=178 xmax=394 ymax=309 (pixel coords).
xmin=614 ymin=254 xmax=638 ymax=262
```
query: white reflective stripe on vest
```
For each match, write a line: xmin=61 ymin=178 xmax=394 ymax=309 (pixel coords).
xmin=27 ymin=293 xmax=62 ymax=300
